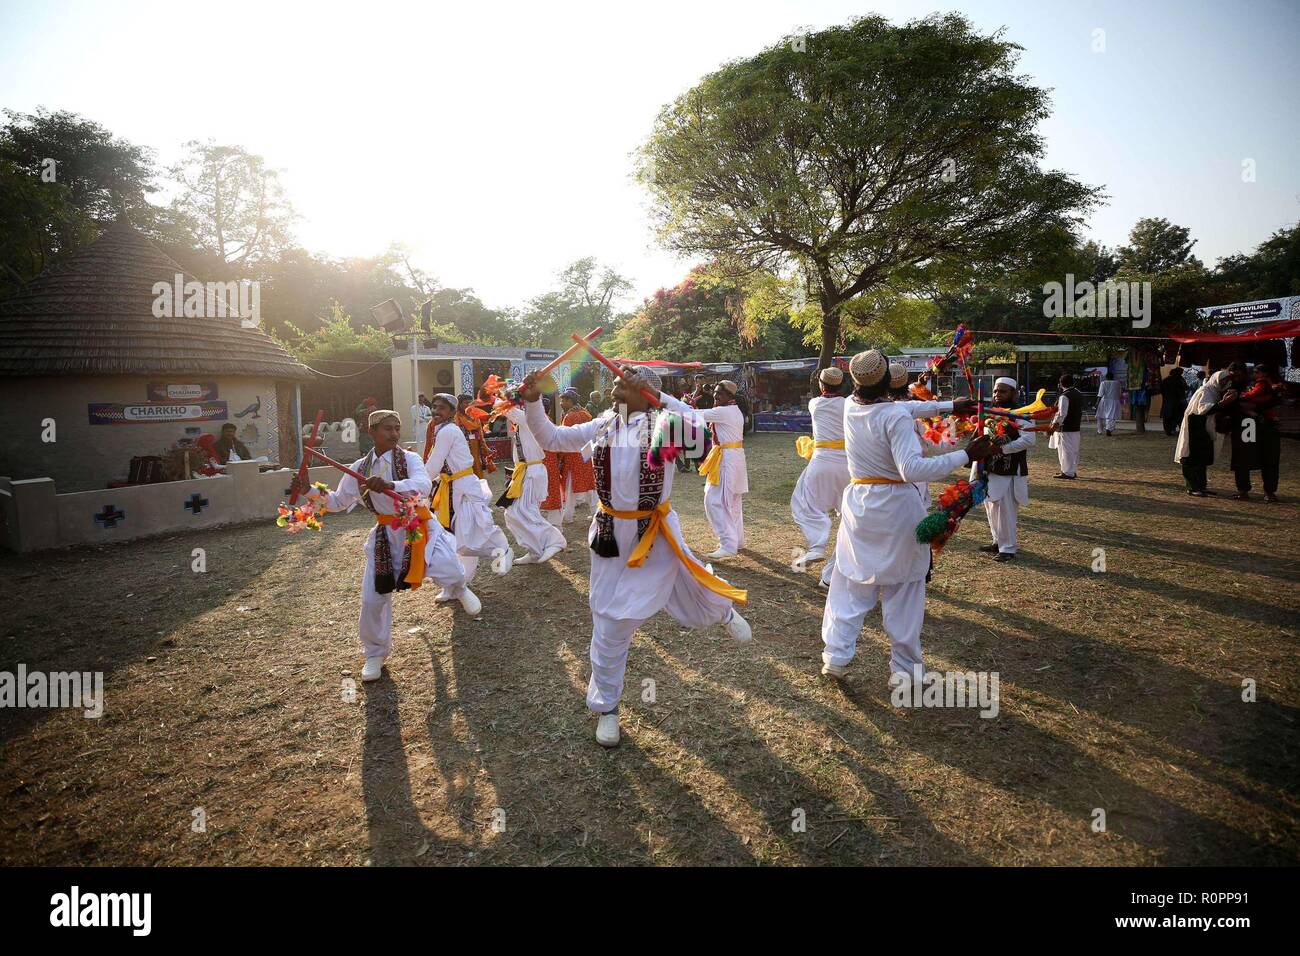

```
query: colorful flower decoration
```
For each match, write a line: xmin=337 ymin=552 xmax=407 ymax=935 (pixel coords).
xmin=277 ymin=482 xmax=331 ymax=534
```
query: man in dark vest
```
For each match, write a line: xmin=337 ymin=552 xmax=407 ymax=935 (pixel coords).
xmin=972 ymin=377 xmax=1037 ymax=562
xmin=1048 ymin=373 xmax=1083 ymax=478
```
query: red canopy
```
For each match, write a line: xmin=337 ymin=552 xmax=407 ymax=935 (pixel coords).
xmin=607 ymin=358 xmax=704 ymax=368
xmin=1169 ymin=320 xmax=1300 ymax=343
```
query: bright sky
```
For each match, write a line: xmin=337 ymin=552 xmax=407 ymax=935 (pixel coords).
xmin=2 ymin=0 xmax=1297 ymax=312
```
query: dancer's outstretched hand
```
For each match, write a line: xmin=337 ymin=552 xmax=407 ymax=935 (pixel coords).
xmin=518 ymin=374 xmax=542 ymax=403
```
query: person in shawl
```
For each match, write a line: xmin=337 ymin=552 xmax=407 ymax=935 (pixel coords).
xmin=1175 ymin=368 xmax=1239 ymax=497
xmin=515 ymin=364 xmax=752 ymax=748
xmin=820 ymin=349 xmax=995 ymax=687
xmin=558 ymin=387 xmax=597 ymax=522
xmin=289 ymin=409 xmax=482 ymax=682
xmin=424 ymin=393 xmax=514 ymax=590
xmin=1224 ymin=363 xmax=1284 ymax=502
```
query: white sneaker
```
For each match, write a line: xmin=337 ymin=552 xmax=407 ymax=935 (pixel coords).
xmin=802 ymin=547 xmax=825 ymax=561
xmin=707 ymin=548 xmax=737 ymax=560
xmin=514 ymin=552 xmax=537 ymax=565
xmin=361 ymin=655 xmax=386 ymax=682
xmin=595 ymin=711 xmax=620 ymax=747
xmin=458 ymin=587 xmax=482 ymax=616
xmin=537 ymin=543 xmax=564 ymax=563
xmin=821 ymin=661 xmax=847 ymax=679
xmin=490 ymin=547 xmax=514 ymax=575
xmin=724 ymin=610 xmax=752 ymax=642
xmin=433 ymin=588 xmax=456 ymax=603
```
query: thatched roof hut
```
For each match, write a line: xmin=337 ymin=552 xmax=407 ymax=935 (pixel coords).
xmin=0 ymin=219 xmax=311 ymax=380
xmin=0 ymin=220 xmax=313 ymax=491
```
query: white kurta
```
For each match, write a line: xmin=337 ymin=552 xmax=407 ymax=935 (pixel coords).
xmin=504 ymin=406 xmax=567 ymax=560
xmin=1048 ymin=393 xmax=1080 ymax=476
xmin=1095 ymin=379 xmax=1122 ymax=432
xmin=834 ymin=402 xmax=968 ymax=585
xmin=1173 ymin=372 xmax=1228 ymax=463
xmin=969 ymin=425 xmax=1036 ymax=554
xmin=524 ymin=398 xmax=736 ymax=712
xmin=661 ymin=395 xmax=747 ymax=553
xmin=426 ymin=421 xmax=510 ymax=580
xmin=410 ymin=403 xmax=432 ymax=433
xmin=822 ymin=401 xmax=968 ymax=678
xmin=790 ymin=395 xmax=849 ymax=557
xmin=316 ymin=448 xmax=466 ymax=657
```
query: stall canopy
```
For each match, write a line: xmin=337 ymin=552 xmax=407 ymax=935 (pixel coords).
xmin=1168 ymin=319 xmax=1300 ymax=344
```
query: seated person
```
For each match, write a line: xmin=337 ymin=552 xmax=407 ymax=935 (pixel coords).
xmin=214 ymin=423 xmax=251 ymax=463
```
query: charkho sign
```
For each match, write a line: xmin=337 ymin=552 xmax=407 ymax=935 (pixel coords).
xmin=147 ymin=382 xmax=219 ymax=401
xmin=88 ymin=401 xmax=228 ymax=425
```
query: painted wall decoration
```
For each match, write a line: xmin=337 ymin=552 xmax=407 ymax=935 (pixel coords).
xmin=459 ymin=360 xmax=474 ymax=395
xmin=94 ymin=504 xmax=126 ymax=528
xmin=88 ymin=402 xmax=228 ymax=425
xmin=231 ymin=395 xmax=263 ymax=419
xmin=147 ymin=382 xmax=219 ymax=401
xmin=184 ymin=493 xmax=209 ymax=514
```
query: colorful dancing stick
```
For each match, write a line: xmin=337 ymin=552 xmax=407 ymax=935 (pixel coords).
xmin=289 ymin=409 xmax=325 ymax=505
xmin=567 ymin=332 xmax=661 ymax=407
xmin=538 ymin=326 xmax=604 ymax=381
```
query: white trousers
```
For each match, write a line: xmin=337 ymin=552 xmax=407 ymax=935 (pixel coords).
xmin=984 ymin=497 xmax=1018 ymax=553
xmin=452 ymin=484 xmax=510 ymax=584
xmin=1096 ymin=415 xmax=1116 ymax=433
xmin=587 ymin=607 xmax=733 ymax=713
xmin=1051 ymin=431 xmax=1080 ymax=476
xmin=821 ymin=569 xmax=926 ymax=678
xmin=358 ymin=524 xmax=466 ymax=658
xmin=704 ymin=482 xmax=745 ymax=552
xmin=504 ymin=467 xmax=566 ymax=558
xmin=561 ymin=473 xmax=595 ymax=524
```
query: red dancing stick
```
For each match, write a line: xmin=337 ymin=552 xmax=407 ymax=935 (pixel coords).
xmin=290 ymin=409 xmax=325 ymax=504
xmin=567 ymin=332 xmax=661 ymax=407
xmin=305 ymin=446 xmax=405 ymax=503
xmin=536 ymin=326 xmax=603 ymax=382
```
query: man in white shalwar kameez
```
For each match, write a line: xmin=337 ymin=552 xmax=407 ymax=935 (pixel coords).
xmin=424 ymin=394 xmax=513 ymax=592
xmin=820 ymin=350 xmax=995 ymax=686
xmin=790 ymin=366 xmax=850 ymax=579
xmin=517 ymin=366 xmax=752 ymax=747
xmin=502 ymin=403 xmax=567 ymax=564
xmin=1095 ymin=373 xmax=1122 ymax=435
xmin=694 ymin=380 xmax=748 ymax=559
xmin=973 ymin=377 xmax=1035 ymax=562
xmin=1048 ymin=373 xmax=1083 ymax=479
xmin=291 ymin=410 xmax=481 ymax=682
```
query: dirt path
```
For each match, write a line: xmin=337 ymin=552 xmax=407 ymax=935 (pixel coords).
xmin=2 ymin=430 xmax=1297 ymax=865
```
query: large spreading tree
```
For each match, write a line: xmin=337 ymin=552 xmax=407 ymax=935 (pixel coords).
xmin=638 ymin=13 xmax=1100 ymax=366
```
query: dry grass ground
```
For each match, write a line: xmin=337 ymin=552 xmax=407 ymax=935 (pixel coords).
xmin=1 ymin=429 xmax=1297 ymax=866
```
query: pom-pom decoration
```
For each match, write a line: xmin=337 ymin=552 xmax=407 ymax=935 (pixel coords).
xmin=916 ymin=473 xmax=987 ymax=554
xmin=646 ymin=411 xmax=702 ymax=469
xmin=277 ymin=482 xmax=331 ymax=533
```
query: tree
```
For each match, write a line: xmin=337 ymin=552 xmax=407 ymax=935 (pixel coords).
xmin=1213 ymin=225 xmax=1300 ymax=300
xmin=0 ymin=159 xmax=95 ymax=298
xmin=169 ymin=140 xmax=296 ymax=266
xmin=0 ymin=108 xmax=159 ymax=227
xmin=606 ymin=264 xmax=806 ymax=362
xmin=638 ymin=14 xmax=1099 ymax=367
xmin=1116 ymin=217 xmax=1200 ymax=274
xmin=520 ymin=258 xmax=633 ymax=348
xmin=278 ymin=300 xmax=399 ymax=364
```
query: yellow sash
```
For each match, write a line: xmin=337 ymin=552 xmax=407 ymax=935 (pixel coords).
xmin=506 ymin=459 xmax=543 ymax=499
xmin=431 ymin=466 xmax=475 ymax=529
xmin=796 ymin=437 xmax=846 ymax=460
xmin=698 ymin=441 xmax=743 ymax=486
xmin=851 ymin=476 xmax=907 ymax=485
xmin=598 ymin=500 xmax=747 ymax=604
xmin=375 ymin=505 xmax=434 ymax=588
